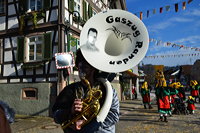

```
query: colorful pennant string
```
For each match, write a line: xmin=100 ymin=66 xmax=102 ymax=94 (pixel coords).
xmin=134 ymin=0 xmax=193 ymax=20
xmin=145 ymin=53 xmax=200 ymax=59
xmin=149 ymin=38 xmax=200 ymax=51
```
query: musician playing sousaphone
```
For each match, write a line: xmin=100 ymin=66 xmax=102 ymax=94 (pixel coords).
xmin=52 ymin=9 xmax=149 ymax=133
xmin=52 ymin=48 xmax=119 ymax=133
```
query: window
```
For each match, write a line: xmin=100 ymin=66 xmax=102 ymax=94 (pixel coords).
xmin=0 ymin=0 xmax=5 ymax=14
xmin=22 ymin=88 xmax=38 ymax=100
xmin=74 ymin=0 xmax=81 ymax=14
xmin=28 ymin=0 xmax=42 ymax=12
xmin=28 ymin=36 xmax=43 ymax=61
xmin=19 ymin=0 xmax=50 ymax=14
xmin=17 ymin=32 xmax=52 ymax=63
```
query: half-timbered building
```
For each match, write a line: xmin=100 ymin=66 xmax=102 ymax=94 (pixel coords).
xmin=0 ymin=0 xmax=126 ymax=116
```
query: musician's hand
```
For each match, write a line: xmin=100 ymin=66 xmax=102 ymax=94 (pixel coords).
xmin=75 ymin=119 xmax=85 ymax=130
xmin=71 ymin=99 xmax=83 ymax=114
xmin=70 ymin=119 xmax=85 ymax=130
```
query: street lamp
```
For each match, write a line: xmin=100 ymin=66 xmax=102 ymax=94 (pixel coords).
xmin=64 ymin=11 xmax=81 ymax=85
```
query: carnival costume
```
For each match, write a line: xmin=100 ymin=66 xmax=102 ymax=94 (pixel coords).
xmin=176 ymin=82 xmax=186 ymax=100
xmin=168 ymin=82 xmax=179 ymax=109
xmin=141 ymin=82 xmax=152 ymax=109
xmin=155 ymin=71 xmax=170 ymax=122
xmin=190 ymin=80 xmax=200 ymax=102
xmin=186 ymin=96 xmax=196 ymax=114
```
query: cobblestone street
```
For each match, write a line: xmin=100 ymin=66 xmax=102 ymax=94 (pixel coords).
xmin=116 ymin=98 xmax=200 ymax=133
xmin=10 ymin=93 xmax=200 ymax=133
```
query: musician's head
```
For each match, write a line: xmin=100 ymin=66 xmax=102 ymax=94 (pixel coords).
xmin=75 ymin=49 xmax=98 ymax=81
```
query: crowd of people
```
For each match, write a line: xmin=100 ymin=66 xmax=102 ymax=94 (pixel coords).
xmin=140 ymin=70 xmax=200 ymax=122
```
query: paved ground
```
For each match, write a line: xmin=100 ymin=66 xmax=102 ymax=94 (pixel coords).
xmin=10 ymin=115 xmax=63 ymax=133
xmin=117 ymin=94 xmax=200 ymax=133
xmin=10 ymin=92 xmax=200 ymax=133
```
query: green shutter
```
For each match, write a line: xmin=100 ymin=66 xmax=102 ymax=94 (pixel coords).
xmin=17 ymin=37 xmax=25 ymax=63
xmin=67 ymin=34 xmax=70 ymax=52
xmin=18 ymin=0 xmax=28 ymax=14
xmin=43 ymin=32 xmax=52 ymax=60
xmin=68 ymin=0 xmax=74 ymax=12
xmin=83 ymin=1 xmax=87 ymax=21
xmin=69 ymin=36 xmax=77 ymax=52
xmin=43 ymin=0 xmax=51 ymax=10
xmin=88 ymin=4 xmax=93 ymax=18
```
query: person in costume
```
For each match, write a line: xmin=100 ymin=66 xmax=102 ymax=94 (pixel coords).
xmin=186 ymin=96 xmax=196 ymax=114
xmin=132 ymin=85 xmax=137 ymax=99
xmin=194 ymin=80 xmax=200 ymax=103
xmin=168 ymin=82 xmax=179 ymax=114
xmin=189 ymin=80 xmax=199 ymax=102
xmin=140 ymin=81 xmax=152 ymax=109
xmin=52 ymin=49 xmax=119 ymax=133
xmin=155 ymin=71 xmax=171 ymax=122
xmin=176 ymin=82 xmax=186 ymax=101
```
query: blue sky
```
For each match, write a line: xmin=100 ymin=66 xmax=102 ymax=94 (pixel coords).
xmin=126 ymin=0 xmax=200 ymax=66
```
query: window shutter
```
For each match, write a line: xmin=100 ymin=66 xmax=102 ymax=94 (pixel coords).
xmin=17 ymin=37 xmax=25 ymax=63
xmin=83 ymin=1 xmax=87 ymax=21
xmin=67 ymin=34 xmax=70 ymax=52
xmin=18 ymin=0 xmax=27 ymax=14
xmin=69 ymin=35 xmax=77 ymax=52
xmin=43 ymin=0 xmax=51 ymax=10
xmin=88 ymin=4 xmax=93 ymax=18
xmin=68 ymin=0 xmax=74 ymax=12
xmin=43 ymin=32 xmax=52 ymax=60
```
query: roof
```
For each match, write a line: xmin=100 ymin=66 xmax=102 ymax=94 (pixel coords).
xmin=124 ymin=66 xmax=139 ymax=77
xmin=171 ymin=69 xmax=180 ymax=76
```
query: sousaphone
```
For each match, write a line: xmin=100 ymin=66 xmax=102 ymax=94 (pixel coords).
xmin=61 ymin=9 xmax=149 ymax=129
xmin=80 ymin=9 xmax=149 ymax=123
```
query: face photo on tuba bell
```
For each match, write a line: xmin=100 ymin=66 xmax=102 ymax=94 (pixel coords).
xmin=52 ymin=9 xmax=149 ymax=133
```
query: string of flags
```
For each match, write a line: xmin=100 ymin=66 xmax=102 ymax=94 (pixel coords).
xmin=135 ymin=0 xmax=193 ymax=20
xmin=149 ymin=38 xmax=200 ymax=52
xmin=145 ymin=53 xmax=200 ymax=59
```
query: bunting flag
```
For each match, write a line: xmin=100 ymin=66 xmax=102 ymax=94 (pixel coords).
xmin=182 ymin=1 xmax=186 ymax=10
xmin=134 ymin=0 xmax=193 ymax=20
xmin=175 ymin=3 xmax=179 ymax=12
xmin=147 ymin=10 xmax=150 ymax=17
xmin=188 ymin=0 xmax=193 ymax=4
xmin=160 ymin=7 xmax=163 ymax=13
xmin=140 ymin=12 xmax=143 ymax=20
xmin=145 ymin=53 xmax=200 ymax=59
xmin=166 ymin=5 xmax=170 ymax=11
xmin=153 ymin=9 xmax=156 ymax=14
xmin=149 ymin=38 xmax=200 ymax=51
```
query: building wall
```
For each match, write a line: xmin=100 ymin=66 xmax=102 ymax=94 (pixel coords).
xmin=111 ymin=76 xmax=121 ymax=100
xmin=0 ymin=0 xmax=127 ymax=116
xmin=0 ymin=83 xmax=56 ymax=116
xmin=191 ymin=59 xmax=200 ymax=82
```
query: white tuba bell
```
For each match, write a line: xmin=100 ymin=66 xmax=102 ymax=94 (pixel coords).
xmin=80 ymin=9 xmax=149 ymax=123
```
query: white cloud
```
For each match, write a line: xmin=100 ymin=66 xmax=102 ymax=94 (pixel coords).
xmin=173 ymin=35 xmax=200 ymax=46
xmin=184 ymin=9 xmax=200 ymax=17
xmin=148 ymin=17 xmax=193 ymax=32
xmin=172 ymin=17 xmax=193 ymax=22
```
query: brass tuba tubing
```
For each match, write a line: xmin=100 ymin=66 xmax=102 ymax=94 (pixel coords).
xmin=61 ymin=78 xmax=103 ymax=130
